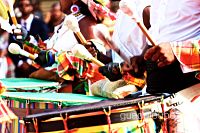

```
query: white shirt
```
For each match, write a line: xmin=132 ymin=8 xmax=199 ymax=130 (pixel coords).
xmin=150 ymin=0 xmax=200 ymax=73
xmin=0 ymin=57 xmax=8 ymax=79
xmin=150 ymin=0 xmax=200 ymax=43
xmin=46 ymin=16 xmax=78 ymax=52
xmin=112 ymin=0 xmax=151 ymax=63
xmin=21 ymin=14 xmax=34 ymax=31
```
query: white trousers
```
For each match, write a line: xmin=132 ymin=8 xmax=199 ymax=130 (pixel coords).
xmin=167 ymin=83 xmax=200 ymax=133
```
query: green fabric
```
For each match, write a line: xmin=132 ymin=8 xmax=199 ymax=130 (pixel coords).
xmin=1 ymin=92 xmax=107 ymax=106
xmin=0 ymin=78 xmax=60 ymax=91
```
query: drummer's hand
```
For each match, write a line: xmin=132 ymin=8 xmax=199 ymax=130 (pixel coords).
xmin=144 ymin=43 xmax=176 ymax=67
xmin=130 ymin=55 xmax=146 ymax=77
xmin=98 ymin=62 xmax=122 ymax=81
xmin=12 ymin=24 xmax=29 ymax=43
xmin=34 ymin=50 xmax=55 ymax=67
xmin=84 ymin=41 xmax=99 ymax=57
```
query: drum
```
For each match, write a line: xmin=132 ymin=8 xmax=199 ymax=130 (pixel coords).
xmin=1 ymin=92 xmax=107 ymax=133
xmin=24 ymin=95 xmax=164 ymax=133
xmin=0 ymin=78 xmax=61 ymax=92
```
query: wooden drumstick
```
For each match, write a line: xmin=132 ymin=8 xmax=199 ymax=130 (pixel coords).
xmin=64 ymin=15 xmax=88 ymax=44
xmin=119 ymin=0 xmax=156 ymax=46
xmin=135 ymin=22 xmax=157 ymax=46
xmin=75 ymin=31 xmax=88 ymax=44
xmin=71 ymin=44 xmax=105 ymax=66
xmin=3 ymin=0 xmax=18 ymax=25
xmin=8 ymin=43 xmax=36 ymax=60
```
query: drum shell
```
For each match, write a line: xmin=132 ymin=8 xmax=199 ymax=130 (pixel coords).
xmin=24 ymin=96 xmax=163 ymax=133
xmin=1 ymin=92 xmax=107 ymax=133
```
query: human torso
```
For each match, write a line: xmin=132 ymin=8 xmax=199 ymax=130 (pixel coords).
xmin=46 ymin=15 xmax=79 ymax=52
xmin=112 ymin=0 xmax=150 ymax=63
xmin=150 ymin=0 xmax=200 ymax=43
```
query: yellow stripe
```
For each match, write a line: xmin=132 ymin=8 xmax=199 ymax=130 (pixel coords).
xmin=0 ymin=0 xmax=8 ymax=20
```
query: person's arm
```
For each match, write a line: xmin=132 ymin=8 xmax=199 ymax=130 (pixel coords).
xmin=144 ymin=39 xmax=200 ymax=70
xmin=78 ymin=16 xmax=113 ymax=64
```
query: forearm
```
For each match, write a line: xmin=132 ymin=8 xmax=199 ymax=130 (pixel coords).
xmin=97 ymin=52 xmax=112 ymax=64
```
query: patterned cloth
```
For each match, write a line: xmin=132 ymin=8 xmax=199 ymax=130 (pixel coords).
xmin=171 ymin=40 xmax=200 ymax=71
xmin=56 ymin=51 xmax=95 ymax=81
xmin=0 ymin=82 xmax=16 ymax=124
xmin=56 ymin=52 xmax=95 ymax=95
xmin=171 ymin=39 xmax=200 ymax=79
xmin=23 ymin=41 xmax=41 ymax=54
xmin=123 ymin=73 xmax=146 ymax=88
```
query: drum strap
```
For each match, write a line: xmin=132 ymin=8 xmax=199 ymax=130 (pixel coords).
xmin=26 ymin=100 xmax=30 ymax=116
xmin=33 ymin=118 xmax=39 ymax=133
xmin=138 ymin=101 xmax=150 ymax=133
xmin=161 ymin=97 xmax=168 ymax=133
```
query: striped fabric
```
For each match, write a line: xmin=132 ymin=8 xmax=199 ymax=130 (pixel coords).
xmin=23 ymin=41 xmax=41 ymax=54
xmin=123 ymin=73 xmax=146 ymax=88
xmin=56 ymin=52 xmax=95 ymax=81
xmin=171 ymin=40 xmax=200 ymax=70
xmin=0 ymin=99 xmax=17 ymax=123
xmin=171 ymin=39 xmax=200 ymax=79
xmin=7 ymin=100 xmax=58 ymax=110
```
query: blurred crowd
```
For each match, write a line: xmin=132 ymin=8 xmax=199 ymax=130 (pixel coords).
xmin=0 ymin=0 xmax=119 ymax=78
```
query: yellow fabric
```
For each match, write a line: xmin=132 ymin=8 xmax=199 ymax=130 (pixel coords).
xmin=0 ymin=0 xmax=8 ymax=20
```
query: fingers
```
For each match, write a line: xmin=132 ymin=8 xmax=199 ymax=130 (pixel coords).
xmin=87 ymin=47 xmax=97 ymax=57
xmin=121 ymin=62 xmax=133 ymax=73
xmin=157 ymin=60 xmax=169 ymax=68
xmin=84 ymin=43 xmax=97 ymax=57
xmin=144 ymin=46 xmax=159 ymax=60
xmin=152 ymin=51 xmax=162 ymax=62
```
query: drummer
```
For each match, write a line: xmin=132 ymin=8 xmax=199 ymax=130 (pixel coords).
xmin=95 ymin=0 xmax=151 ymax=97
xmin=12 ymin=0 xmax=114 ymax=94
xmin=139 ymin=0 xmax=200 ymax=132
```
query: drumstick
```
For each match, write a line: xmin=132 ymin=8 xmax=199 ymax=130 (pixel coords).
xmin=71 ymin=44 xmax=105 ymax=66
xmin=3 ymin=0 xmax=18 ymax=25
xmin=8 ymin=43 xmax=36 ymax=60
xmin=64 ymin=15 xmax=88 ymax=44
xmin=119 ymin=1 xmax=157 ymax=46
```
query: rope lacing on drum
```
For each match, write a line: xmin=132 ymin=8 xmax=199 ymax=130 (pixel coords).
xmin=58 ymin=102 xmax=62 ymax=109
xmin=103 ymin=106 xmax=112 ymax=133
xmin=33 ymin=118 xmax=39 ymax=133
xmin=61 ymin=113 xmax=69 ymax=133
xmin=26 ymin=100 xmax=30 ymax=115
xmin=161 ymin=95 xmax=168 ymax=133
xmin=138 ymin=100 xmax=150 ymax=133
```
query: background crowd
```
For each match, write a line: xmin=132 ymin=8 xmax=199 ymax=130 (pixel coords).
xmin=0 ymin=0 xmax=119 ymax=78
